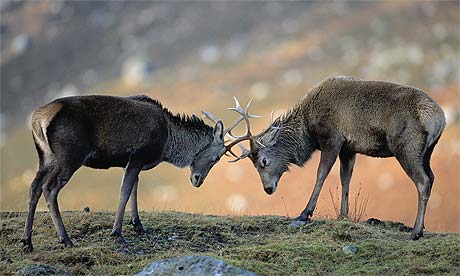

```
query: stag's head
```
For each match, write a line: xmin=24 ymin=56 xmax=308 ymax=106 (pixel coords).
xmin=190 ymin=99 xmax=258 ymax=188
xmin=190 ymin=120 xmax=226 ymax=187
xmin=199 ymin=97 xmax=289 ymax=194
xmin=218 ymin=97 xmax=290 ymax=195
xmin=248 ymin=124 xmax=288 ymax=195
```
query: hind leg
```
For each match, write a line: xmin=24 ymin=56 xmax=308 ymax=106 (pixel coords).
xmin=394 ymin=148 xmax=433 ymax=240
xmin=423 ymin=139 xmax=438 ymax=186
xmin=42 ymin=166 xmax=79 ymax=247
xmin=22 ymin=169 xmax=47 ymax=252
xmin=411 ymin=169 xmax=431 ymax=240
xmin=129 ymin=180 xmax=145 ymax=234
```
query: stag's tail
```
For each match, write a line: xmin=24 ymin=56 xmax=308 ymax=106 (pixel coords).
xmin=417 ymin=97 xmax=446 ymax=148
xmin=30 ymin=102 xmax=63 ymax=161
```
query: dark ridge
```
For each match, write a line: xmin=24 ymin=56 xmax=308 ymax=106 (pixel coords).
xmin=132 ymin=95 xmax=212 ymax=132
xmin=168 ymin=112 xmax=213 ymax=133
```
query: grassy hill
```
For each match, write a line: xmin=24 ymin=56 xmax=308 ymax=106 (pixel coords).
xmin=1 ymin=211 xmax=459 ymax=275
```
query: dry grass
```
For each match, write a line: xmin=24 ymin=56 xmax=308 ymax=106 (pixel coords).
xmin=328 ymin=183 xmax=369 ymax=222
xmin=1 ymin=211 xmax=459 ymax=275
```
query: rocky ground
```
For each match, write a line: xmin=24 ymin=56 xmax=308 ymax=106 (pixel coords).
xmin=1 ymin=211 xmax=459 ymax=275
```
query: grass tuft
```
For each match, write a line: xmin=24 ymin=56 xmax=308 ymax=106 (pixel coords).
xmin=1 ymin=211 xmax=459 ymax=275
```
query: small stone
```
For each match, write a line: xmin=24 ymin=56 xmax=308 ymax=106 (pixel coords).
xmin=289 ymin=220 xmax=306 ymax=228
xmin=342 ymin=245 xmax=358 ymax=254
xmin=83 ymin=207 xmax=90 ymax=213
xmin=167 ymin=235 xmax=178 ymax=241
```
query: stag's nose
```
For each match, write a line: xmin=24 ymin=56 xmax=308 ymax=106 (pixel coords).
xmin=191 ymin=173 xmax=202 ymax=187
xmin=264 ymin=187 xmax=274 ymax=195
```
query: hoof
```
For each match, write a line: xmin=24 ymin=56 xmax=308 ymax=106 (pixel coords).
xmin=115 ymin=236 xmax=127 ymax=244
xmin=59 ymin=237 xmax=74 ymax=248
xmin=22 ymin=239 xmax=33 ymax=253
xmin=111 ymin=231 xmax=127 ymax=244
xmin=410 ymin=231 xmax=423 ymax=240
xmin=130 ymin=219 xmax=146 ymax=234
xmin=133 ymin=223 xmax=146 ymax=234
xmin=289 ymin=219 xmax=307 ymax=228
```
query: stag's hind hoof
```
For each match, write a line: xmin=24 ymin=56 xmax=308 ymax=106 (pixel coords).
xmin=129 ymin=219 xmax=146 ymax=234
xmin=133 ymin=223 xmax=145 ymax=234
xmin=59 ymin=237 xmax=74 ymax=248
xmin=115 ymin=236 xmax=127 ymax=244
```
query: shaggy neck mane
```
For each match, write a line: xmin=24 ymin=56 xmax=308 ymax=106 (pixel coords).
xmin=271 ymin=103 xmax=315 ymax=166
xmin=155 ymin=102 xmax=213 ymax=168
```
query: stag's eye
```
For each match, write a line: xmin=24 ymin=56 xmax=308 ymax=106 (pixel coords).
xmin=260 ymin=157 xmax=269 ymax=168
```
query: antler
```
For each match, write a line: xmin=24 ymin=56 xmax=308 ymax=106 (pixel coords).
xmin=224 ymin=97 xmax=262 ymax=162
xmin=226 ymin=97 xmax=260 ymax=139
xmin=202 ymin=96 xmax=261 ymax=162
xmin=227 ymin=144 xmax=251 ymax=163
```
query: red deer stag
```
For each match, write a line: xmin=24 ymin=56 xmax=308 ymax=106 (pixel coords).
xmin=23 ymin=94 xmax=249 ymax=252
xmin=222 ymin=76 xmax=446 ymax=240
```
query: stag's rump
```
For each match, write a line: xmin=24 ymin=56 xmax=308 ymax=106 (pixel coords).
xmin=306 ymin=77 xmax=446 ymax=157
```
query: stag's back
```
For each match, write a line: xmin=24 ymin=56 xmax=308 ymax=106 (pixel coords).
xmin=301 ymin=76 xmax=445 ymax=156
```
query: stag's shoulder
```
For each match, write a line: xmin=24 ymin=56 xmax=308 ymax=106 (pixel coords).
xmin=301 ymin=76 xmax=352 ymax=101
xmin=306 ymin=76 xmax=360 ymax=93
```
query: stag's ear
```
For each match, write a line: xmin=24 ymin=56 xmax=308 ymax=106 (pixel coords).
xmin=260 ymin=127 xmax=281 ymax=147
xmin=213 ymin=121 xmax=224 ymax=143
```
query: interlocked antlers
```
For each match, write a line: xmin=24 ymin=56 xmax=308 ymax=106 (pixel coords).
xmin=202 ymin=97 xmax=260 ymax=162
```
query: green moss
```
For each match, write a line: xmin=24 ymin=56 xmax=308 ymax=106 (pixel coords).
xmin=1 ymin=211 xmax=459 ymax=275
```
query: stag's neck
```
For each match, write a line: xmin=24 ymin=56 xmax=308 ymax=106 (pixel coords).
xmin=163 ymin=114 xmax=213 ymax=168
xmin=277 ymin=107 xmax=315 ymax=166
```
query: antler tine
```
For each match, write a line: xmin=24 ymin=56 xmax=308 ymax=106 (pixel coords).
xmin=270 ymin=109 xmax=276 ymax=125
xmin=223 ymin=116 xmax=245 ymax=135
xmin=223 ymin=96 xmax=262 ymax=162
xmin=203 ymin=110 xmax=246 ymax=140
xmin=202 ymin=111 xmax=219 ymax=124
xmin=245 ymin=98 xmax=261 ymax=118
xmin=225 ymin=136 xmax=252 ymax=151
xmin=226 ymin=96 xmax=261 ymax=139
xmin=224 ymin=147 xmax=240 ymax=158
xmin=228 ymin=144 xmax=251 ymax=163
xmin=268 ymin=109 xmax=283 ymax=131
xmin=223 ymin=97 xmax=260 ymax=137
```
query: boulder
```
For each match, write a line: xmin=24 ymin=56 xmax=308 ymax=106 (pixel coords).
xmin=135 ymin=255 xmax=258 ymax=276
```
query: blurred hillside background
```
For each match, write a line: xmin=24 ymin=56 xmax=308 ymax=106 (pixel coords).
xmin=1 ymin=1 xmax=459 ymax=232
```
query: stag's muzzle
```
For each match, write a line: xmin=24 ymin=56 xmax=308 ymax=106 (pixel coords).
xmin=190 ymin=173 xmax=204 ymax=188
xmin=263 ymin=179 xmax=279 ymax=195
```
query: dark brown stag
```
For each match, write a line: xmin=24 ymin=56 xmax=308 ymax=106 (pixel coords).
xmin=23 ymin=94 xmax=251 ymax=252
xmin=221 ymin=76 xmax=446 ymax=240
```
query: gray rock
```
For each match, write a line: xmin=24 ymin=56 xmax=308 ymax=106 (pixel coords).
xmin=16 ymin=264 xmax=74 ymax=276
xmin=135 ymin=255 xmax=258 ymax=276
xmin=288 ymin=220 xmax=306 ymax=228
xmin=342 ymin=245 xmax=358 ymax=254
